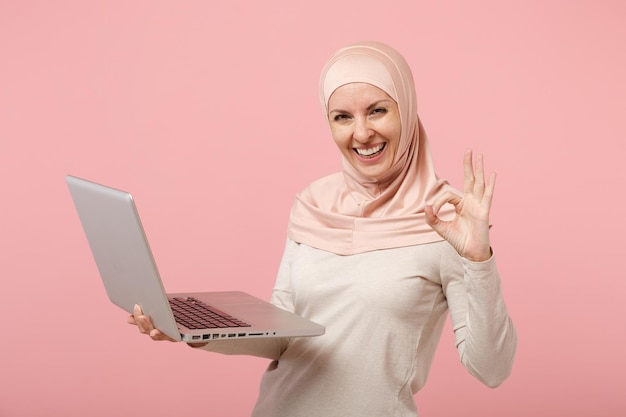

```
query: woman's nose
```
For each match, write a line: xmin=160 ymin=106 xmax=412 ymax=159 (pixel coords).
xmin=353 ymin=118 xmax=374 ymax=143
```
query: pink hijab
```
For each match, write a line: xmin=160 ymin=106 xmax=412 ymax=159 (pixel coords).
xmin=287 ymin=41 xmax=457 ymax=255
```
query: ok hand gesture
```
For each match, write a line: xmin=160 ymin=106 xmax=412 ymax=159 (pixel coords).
xmin=425 ymin=149 xmax=495 ymax=262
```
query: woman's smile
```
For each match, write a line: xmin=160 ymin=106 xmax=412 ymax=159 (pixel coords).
xmin=354 ymin=142 xmax=387 ymax=161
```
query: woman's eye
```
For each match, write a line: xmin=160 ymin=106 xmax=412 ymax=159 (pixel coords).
xmin=333 ymin=114 xmax=350 ymax=122
xmin=371 ymin=107 xmax=387 ymax=115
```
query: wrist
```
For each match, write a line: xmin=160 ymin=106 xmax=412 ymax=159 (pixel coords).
xmin=463 ymin=246 xmax=493 ymax=262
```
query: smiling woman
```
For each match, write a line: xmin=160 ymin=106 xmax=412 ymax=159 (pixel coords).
xmin=128 ymin=41 xmax=517 ymax=417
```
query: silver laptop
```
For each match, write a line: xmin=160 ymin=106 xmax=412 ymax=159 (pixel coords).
xmin=66 ymin=175 xmax=324 ymax=343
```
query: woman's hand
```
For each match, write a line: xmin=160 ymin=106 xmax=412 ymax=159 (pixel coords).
xmin=127 ymin=304 xmax=178 ymax=342
xmin=127 ymin=305 xmax=208 ymax=347
xmin=425 ymin=149 xmax=495 ymax=262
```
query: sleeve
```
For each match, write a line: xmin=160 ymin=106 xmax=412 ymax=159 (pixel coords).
xmin=440 ymin=244 xmax=517 ymax=388
xmin=195 ymin=239 xmax=297 ymax=360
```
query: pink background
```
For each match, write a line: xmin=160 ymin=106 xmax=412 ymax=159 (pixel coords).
xmin=1 ymin=1 xmax=624 ymax=415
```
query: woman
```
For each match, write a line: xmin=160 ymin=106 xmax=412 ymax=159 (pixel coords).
xmin=130 ymin=41 xmax=517 ymax=416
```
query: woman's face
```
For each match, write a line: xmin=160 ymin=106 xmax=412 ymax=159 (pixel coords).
xmin=327 ymin=82 xmax=401 ymax=181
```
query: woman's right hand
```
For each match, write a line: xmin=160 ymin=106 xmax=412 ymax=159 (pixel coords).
xmin=127 ymin=304 xmax=207 ymax=347
xmin=127 ymin=304 xmax=177 ymax=342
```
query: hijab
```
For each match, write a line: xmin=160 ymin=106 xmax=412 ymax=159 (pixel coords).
xmin=287 ymin=41 xmax=457 ymax=255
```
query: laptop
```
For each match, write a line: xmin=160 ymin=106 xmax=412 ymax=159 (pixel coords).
xmin=66 ymin=175 xmax=325 ymax=343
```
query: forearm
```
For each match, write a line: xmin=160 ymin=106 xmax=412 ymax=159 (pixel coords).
xmin=193 ymin=336 xmax=290 ymax=360
xmin=455 ymin=255 xmax=517 ymax=387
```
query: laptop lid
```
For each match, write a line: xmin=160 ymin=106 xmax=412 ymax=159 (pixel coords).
xmin=67 ymin=175 xmax=184 ymax=340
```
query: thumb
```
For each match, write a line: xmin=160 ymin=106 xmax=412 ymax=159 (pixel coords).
xmin=425 ymin=205 xmax=442 ymax=230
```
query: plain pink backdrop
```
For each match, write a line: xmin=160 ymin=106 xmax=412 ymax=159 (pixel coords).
xmin=1 ymin=1 xmax=625 ymax=416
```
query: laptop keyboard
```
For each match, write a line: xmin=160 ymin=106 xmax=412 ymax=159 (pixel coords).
xmin=169 ymin=296 xmax=251 ymax=330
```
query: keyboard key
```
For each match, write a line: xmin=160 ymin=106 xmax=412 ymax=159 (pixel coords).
xmin=169 ymin=297 xmax=251 ymax=329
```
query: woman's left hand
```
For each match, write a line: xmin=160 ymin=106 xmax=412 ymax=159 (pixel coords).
xmin=425 ymin=149 xmax=495 ymax=262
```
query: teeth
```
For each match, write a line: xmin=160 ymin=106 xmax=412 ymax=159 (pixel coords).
xmin=355 ymin=143 xmax=385 ymax=157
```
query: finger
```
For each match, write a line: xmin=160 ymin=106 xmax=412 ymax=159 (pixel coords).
xmin=463 ymin=149 xmax=475 ymax=194
xmin=474 ymin=153 xmax=485 ymax=196
xmin=148 ymin=329 xmax=177 ymax=342
xmin=430 ymin=190 xmax=462 ymax=214
xmin=139 ymin=316 xmax=154 ymax=333
xmin=127 ymin=314 xmax=137 ymax=325
xmin=425 ymin=205 xmax=450 ymax=240
xmin=133 ymin=305 xmax=154 ymax=335
xmin=424 ymin=205 xmax=444 ymax=232
xmin=136 ymin=316 xmax=154 ymax=334
xmin=424 ymin=205 xmax=438 ymax=226
xmin=483 ymin=171 xmax=496 ymax=207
